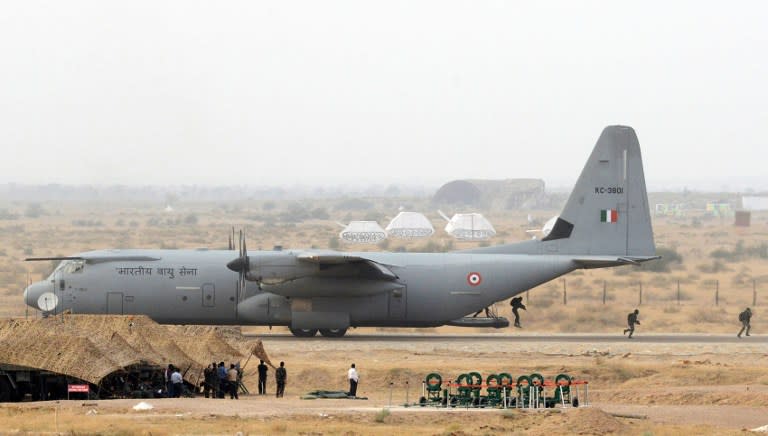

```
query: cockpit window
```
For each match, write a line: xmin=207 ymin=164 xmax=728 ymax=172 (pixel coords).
xmin=48 ymin=260 xmax=85 ymax=279
xmin=67 ymin=260 xmax=85 ymax=274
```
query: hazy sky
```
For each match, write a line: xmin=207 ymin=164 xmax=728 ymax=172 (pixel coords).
xmin=1 ymin=1 xmax=766 ymax=190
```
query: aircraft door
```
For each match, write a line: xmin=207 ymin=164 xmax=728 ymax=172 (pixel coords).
xmin=107 ymin=292 xmax=124 ymax=315
xmin=388 ymin=286 xmax=407 ymax=319
xmin=202 ymin=283 xmax=215 ymax=307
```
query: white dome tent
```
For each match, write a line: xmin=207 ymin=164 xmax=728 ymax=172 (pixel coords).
xmin=439 ymin=211 xmax=496 ymax=241
xmin=385 ymin=211 xmax=434 ymax=239
xmin=339 ymin=221 xmax=387 ymax=244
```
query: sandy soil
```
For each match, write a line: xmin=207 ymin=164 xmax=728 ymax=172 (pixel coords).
xmin=1 ymin=336 xmax=767 ymax=434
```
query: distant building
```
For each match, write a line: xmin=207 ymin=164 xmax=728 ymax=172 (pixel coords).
xmin=385 ymin=212 xmax=434 ymax=239
xmin=444 ymin=213 xmax=496 ymax=241
xmin=706 ymin=202 xmax=732 ymax=217
xmin=742 ymin=196 xmax=768 ymax=211
xmin=734 ymin=210 xmax=751 ymax=227
xmin=339 ymin=221 xmax=387 ymax=244
xmin=432 ymin=179 xmax=546 ymax=210
xmin=654 ymin=203 xmax=684 ymax=217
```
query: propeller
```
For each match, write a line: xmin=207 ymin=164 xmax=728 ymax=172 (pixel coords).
xmin=227 ymin=230 xmax=264 ymax=319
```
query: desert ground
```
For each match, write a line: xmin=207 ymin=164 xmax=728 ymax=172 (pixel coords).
xmin=0 ymin=194 xmax=766 ymax=434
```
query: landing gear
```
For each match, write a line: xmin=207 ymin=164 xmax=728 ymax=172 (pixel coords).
xmin=319 ymin=328 xmax=347 ymax=338
xmin=289 ymin=328 xmax=318 ymax=337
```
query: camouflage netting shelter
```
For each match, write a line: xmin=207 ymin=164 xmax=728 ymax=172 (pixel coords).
xmin=0 ymin=315 xmax=272 ymax=385
xmin=433 ymin=178 xmax=546 ymax=210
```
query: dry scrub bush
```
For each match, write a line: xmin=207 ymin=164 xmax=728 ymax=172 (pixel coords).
xmin=583 ymin=360 xmax=654 ymax=384
xmin=687 ymin=307 xmax=729 ymax=324
xmin=374 ymin=408 xmax=390 ymax=423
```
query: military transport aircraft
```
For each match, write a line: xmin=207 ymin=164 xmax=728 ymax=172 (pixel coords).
xmin=23 ymin=126 xmax=657 ymax=337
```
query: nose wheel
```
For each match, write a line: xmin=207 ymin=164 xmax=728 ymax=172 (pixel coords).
xmin=289 ymin=328 xmax=318 ymax=337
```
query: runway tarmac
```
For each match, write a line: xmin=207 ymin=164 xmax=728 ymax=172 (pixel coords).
xmin=250 ymin=333 xmax=766 ymax=343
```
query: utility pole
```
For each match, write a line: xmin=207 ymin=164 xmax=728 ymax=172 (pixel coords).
xmin=602 ymin=281 xmax=606 ymax=305
xmin=563 ymin=279 xmax=567 ymax=305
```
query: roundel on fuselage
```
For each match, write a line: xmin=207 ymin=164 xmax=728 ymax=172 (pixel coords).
xmin=467 ymin=272 xmax=482 ymax=286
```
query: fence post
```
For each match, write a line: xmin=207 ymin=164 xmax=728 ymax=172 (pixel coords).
xmin=602 ymin=281 xmax=606 ymax=305
xmin=715 ymin=280 xmax=719 ymax=306
xmin=639 ymin=281 xmax=643 ymax=306
xmin=563 ymin=279 xmax=567 ymax=305
xmin=677 ymin=280 xmax=681 ymax=305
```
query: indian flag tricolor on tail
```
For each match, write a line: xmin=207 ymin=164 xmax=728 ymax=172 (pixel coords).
xmin=600 ymin=209 xmax=618 ymax=223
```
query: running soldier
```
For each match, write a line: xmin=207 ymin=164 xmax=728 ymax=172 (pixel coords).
xmin=623 ymin=309 xmax=640 ymax=338
xmin=510 ymin=297 xmax=527 ymax=328
xmin=738 ymin=307 xmax=752 ymax=338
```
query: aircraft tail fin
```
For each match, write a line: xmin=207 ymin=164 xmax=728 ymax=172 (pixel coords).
xmin=543 ymin=125 xmax=655 ymax=256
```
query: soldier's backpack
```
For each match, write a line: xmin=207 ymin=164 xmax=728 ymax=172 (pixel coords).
xmin=739 ymin=311 xmax=746 ymax=322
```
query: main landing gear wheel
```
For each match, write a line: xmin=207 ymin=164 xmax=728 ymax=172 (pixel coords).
xmin=289 ymin=328 xmax=318 ymax=337
xmin=319 ymin=328 xmax=348 ymax=338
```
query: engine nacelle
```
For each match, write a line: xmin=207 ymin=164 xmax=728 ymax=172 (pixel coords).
xmin=244 ymin=252 xmax=319 ymax=285
xmin=237 ymin=292 xmax=291 ymax=324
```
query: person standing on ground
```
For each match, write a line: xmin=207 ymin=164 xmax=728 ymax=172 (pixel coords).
xmin=164 ymin=364 xmax=174 ymax=398
xmin=217 ymin=362 xmax=227 ymax=398
xmin=510 ymin=296 xmax=527 ymax=328
xmin=202 ymin=363 xmax=215 ymax=398
xmin=347 ymin=363 xmax=359 ymax=397
xmin=227 ymin=364 xmax=239 ymax=399
xmin=209 ymin=362 xmax=220 ymax=398
xmin=623 ymin=309 xmax=640 ymax=338
xmin=275 ymin=361 xmax=287 ymax=398
xmin=170 ymin=366 xmax=183 ymax=398
xmin=257 ymin=360 xmax=268 ymax=395
xmin=738 ymin=307 xmax=752 ymax=338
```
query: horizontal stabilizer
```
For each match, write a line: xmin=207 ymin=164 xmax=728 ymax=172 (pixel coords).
xmin=572 ymin=255 xmax=661 ymax=269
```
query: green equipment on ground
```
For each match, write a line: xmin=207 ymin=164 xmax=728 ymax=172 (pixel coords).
xmin=417 ymin=371 xmax=587 ymax=409
xmin=301 ymin=390 xmax=369 ymax=400
xmin=455 ymin=373 xmax=473 ymax=406
xmin=529 ymin=373 xmax=545 ymax=408
xmin=420 ymin=372 xmax=443 ymax=406
xmin=498 ymin=372 xmax=515 ymax=407
xmin=516 ymin=375 xmax=531 ymax=407
xmin=485 ymin=374 xmax=502 ymax=406
xmin=551 ymin=373 xmax=575 ymax=407
xmin=468 ymin=372 xmax=482 ymax=406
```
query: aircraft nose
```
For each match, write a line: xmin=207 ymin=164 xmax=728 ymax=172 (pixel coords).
xmin=24 ymin=281 xmax=54 ymax=311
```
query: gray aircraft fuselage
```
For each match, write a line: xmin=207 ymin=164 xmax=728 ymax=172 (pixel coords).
xmin=23 ymin=126 xmax=658 ymax=336
xmin=24 ymin=248 xmax=575 ymax=327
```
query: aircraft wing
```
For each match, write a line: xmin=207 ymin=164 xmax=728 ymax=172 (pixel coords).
xmin=246 ymin=251 xmax=402 ymax=297
xmin=295 ymin=251 xmax=399 ymax=280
